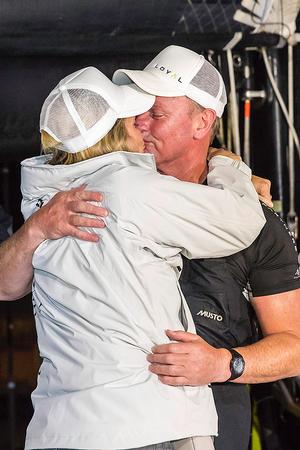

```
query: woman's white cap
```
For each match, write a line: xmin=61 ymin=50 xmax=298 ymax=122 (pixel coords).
xmin=40 ymin=66 xmax=155 ymax=153
xmin=113 ymin=45 xmax=227 ymax=118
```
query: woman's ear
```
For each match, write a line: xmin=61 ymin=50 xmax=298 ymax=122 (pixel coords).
xmin=193 ymin=109 xmax=216 ymax=140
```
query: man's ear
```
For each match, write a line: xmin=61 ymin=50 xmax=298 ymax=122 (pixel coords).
xmin=193 ymin=109 xmax=216 ymax=139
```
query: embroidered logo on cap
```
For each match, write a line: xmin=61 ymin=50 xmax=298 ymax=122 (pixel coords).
xmin=153 ymin=64 xmax=183 ymax=83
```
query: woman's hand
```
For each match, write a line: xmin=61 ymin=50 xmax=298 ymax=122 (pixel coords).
xmin=251 ymin=175 xmax=273 ymax=208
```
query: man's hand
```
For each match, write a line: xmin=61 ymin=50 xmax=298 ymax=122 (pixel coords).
xmin=251 ymin=175 xmax=273 ymax=208
xmin=0 ymin=185 xmax=108 ymax=300
xmin=28 ymin=185 xmax=108 ymax=243
xmin=147 ymin=329 xmax=231 ymax=386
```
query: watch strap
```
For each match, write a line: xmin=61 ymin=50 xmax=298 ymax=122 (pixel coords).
xmin=226 ymin=348 xmax=245 ymax=382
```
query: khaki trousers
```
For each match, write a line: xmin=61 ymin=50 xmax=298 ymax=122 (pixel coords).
xmin=33 ymin=437 xmax=215 ymax=450
xmin=172 ymin=436 xmax=215 ymax=450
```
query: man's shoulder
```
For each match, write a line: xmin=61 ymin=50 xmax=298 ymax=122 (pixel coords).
xmin=222 ymin=203 xmax=300 ymax=295
xmin=249 ymin=203 xmax=298 ymax=257
xmin=245 ymin=204 xmax=300 ymax=296
xmin=261 ymin=203 xmax=294 ymax=233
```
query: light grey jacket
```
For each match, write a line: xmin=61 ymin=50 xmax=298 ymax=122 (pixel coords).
xmin=21 ymin=152 xmax=265 ymax=450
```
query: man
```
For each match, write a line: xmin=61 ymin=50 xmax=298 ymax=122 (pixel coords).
xmin=0 ymin=45 xmax=299 ymax=449
xmin=112 ymin=45 xmax=300 ymax=450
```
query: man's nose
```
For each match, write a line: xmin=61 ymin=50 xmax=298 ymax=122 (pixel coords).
xmin=135 ymin=112 xmax=150 ymax=132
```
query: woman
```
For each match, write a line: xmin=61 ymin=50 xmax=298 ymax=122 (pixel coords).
xmin=21 ymin=66 xmax=265 ymax=450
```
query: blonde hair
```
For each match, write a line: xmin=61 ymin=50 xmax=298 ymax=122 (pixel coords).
xmin=42 ymin=119 xmax=133 ymax=165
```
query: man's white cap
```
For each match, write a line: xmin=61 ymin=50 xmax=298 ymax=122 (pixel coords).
xmin=113 ymin=45 xmax=227 ymax=118
xmin=40 ymin=66 xmax=155 ymax=153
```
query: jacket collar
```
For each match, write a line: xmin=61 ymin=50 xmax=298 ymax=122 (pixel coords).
xmin=21 ymin=151 xmax=157 ymax=197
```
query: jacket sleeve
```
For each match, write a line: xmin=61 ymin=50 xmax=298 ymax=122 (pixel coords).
xmin=116 ymin=156 xmax=266 ymax=259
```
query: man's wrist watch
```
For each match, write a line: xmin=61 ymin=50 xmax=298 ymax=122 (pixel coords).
xmin=226 ymin=348 xmax=245 ymax=381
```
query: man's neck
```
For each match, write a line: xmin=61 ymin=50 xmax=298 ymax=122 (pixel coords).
xmin=158 ymin=153 xmax=207 ymax=185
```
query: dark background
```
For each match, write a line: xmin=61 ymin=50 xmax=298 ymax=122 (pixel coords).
xmin=0 ymin=1 xmax=300 ymax=449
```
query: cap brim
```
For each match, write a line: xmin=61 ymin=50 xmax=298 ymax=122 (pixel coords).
xmin=117 ymin=83 xmax=155 ymax=117
xmin=113 ymin=69 xmax=186 ymax=98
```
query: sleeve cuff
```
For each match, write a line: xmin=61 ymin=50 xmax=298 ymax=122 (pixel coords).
xmin=209 ymin=155 xmax=252 ymax=178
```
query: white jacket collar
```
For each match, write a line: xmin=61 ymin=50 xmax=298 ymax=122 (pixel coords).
xmin=21 ymin=151 xmax=156 ymax=197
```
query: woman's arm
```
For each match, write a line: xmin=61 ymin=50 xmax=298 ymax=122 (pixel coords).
xmin=117 ymin=154 xmax=266 ymax=259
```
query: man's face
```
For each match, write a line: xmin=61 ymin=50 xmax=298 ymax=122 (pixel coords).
xmin=135 ymin=96 xmax=202 ymax=174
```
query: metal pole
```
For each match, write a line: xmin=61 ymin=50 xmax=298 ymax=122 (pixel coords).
xmin=243 ymin=51 xmax=251 ymax=166
xmin=226 ymin=48 xmax=241 ymax=155
xmin=286 ymin=43 xmax=298 ymax=239
xmin=268 ymin=48 xmax=285 ymax=217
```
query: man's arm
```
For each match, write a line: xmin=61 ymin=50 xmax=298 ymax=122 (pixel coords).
xmin=147 ymin=289 xmax=300 ymax=386
xmin=0 ymin=186 xmax=108 ymax=301
xmin=147 ymin=205 xmax=300 ymax=385
xmin=234 ymin=289 xmax=300 ymax=382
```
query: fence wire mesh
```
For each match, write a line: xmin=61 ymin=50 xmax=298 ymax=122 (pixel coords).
xmin=172 ymin=0 xmax=247 ymax=35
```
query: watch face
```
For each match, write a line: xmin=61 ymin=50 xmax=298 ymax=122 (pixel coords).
xmin=233 ymin=356 xmax=244 ymax=374
xmin=229 ymin=350 xmax=245 ymax=380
